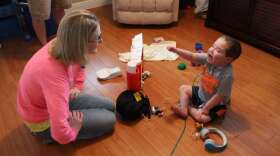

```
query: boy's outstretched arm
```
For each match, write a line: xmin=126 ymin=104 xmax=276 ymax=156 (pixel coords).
xmin=167 ymin=46 xmax=195 ymax=61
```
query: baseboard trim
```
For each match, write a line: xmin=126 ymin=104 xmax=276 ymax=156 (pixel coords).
xmin=66 ymin=0 xmax=111 ymax=12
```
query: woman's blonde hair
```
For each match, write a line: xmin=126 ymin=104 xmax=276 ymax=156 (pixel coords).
xmin=51 ymin=10 xmax=99 ymax=65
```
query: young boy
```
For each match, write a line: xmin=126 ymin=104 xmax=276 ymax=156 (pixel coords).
xmin=167 ymin=35 xmax=242 ymax=123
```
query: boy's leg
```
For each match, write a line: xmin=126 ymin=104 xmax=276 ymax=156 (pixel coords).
xmin=171 ymin=85 xmax=192 ymax=119
xmin=189 ymin=107 xmax=211 ymax=123
xmin=189 ymin=104 xmax=227 ymax=123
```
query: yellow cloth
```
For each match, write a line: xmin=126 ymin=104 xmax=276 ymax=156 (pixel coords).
xmin=24 ymin=120 xmax=50 ymax=133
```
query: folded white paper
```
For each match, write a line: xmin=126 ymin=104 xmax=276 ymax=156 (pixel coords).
xmin=119 ymin=41 xmax=178 ymax=62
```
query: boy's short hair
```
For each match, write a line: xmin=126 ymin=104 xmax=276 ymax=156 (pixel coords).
xmin=51 ymin=10 xmax=99 ymax=65
xmin=221 ymin=35 xmax=242 ymax=60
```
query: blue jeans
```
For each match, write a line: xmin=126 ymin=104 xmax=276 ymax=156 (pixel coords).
xmin=33 ymin=93 xmax=116 ymax=144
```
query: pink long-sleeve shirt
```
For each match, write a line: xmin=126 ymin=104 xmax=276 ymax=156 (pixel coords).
xmin=17 ymin=43 xmax=84 ymax=144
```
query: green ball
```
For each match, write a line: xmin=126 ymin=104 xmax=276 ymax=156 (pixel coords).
xmin=177 ymin=63 xmax=186 ymax=70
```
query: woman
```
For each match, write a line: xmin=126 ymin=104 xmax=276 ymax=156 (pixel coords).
xmin=17 ymin=10 xmax=116 ymax=144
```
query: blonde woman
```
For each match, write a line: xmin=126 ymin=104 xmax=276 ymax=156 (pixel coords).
xmin=17 ymin=10 xmax=116 ymax=144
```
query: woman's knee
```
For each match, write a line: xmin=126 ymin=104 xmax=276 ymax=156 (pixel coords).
xmin=107 ymin=111 xmax=116 ymax=127
xmin=83 ymin=110 xmax=116 ymax=133
xmin=101 ymin=111 xmax=116 ymax=134
xmin=104 ymin=98 xmax=115 ymax=112
xmin=77 ymin=111 xmax=116 ymax=139
xmin=74 ymin=93 xmax=115 ymax=111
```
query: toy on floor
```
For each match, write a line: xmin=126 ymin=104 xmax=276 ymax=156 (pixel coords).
xmin=177 ymin=62 xmax=186 ymax=70
xmin=116 ymin=90 xmax=152 ymax=121
xmin=151 ymin=106 xmax=164 ymax=117
xmin=141 ymin=70 xmax=151 ymax=81
xmin=193 ymin=122 xmax=228 ymax=152
xmin=96 ymin=67 xmax=122 ymax=80
xmin=192 ymin=42 xmax=203 ymax=66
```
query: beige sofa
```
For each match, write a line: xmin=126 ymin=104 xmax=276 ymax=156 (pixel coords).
xmin=112 ymin=0 xmax=179 ymax=25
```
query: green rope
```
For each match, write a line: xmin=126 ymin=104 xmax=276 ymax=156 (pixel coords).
xmin=168 ymin=72 xmax=202 ymax=156
xmin=169 ymin=119 xmax=187 ymax=156
xmin=192 ymin=72 xmax=201 ymax=86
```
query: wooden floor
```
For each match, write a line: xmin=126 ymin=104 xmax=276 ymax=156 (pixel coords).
xmin=1 ymin=5 xmax=280 ymax=156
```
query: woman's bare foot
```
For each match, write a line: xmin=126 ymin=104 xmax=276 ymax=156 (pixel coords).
xmin=171 ymin=105 xmax=188 ymax=119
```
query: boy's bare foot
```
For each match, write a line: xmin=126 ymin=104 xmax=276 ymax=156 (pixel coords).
xmin=171 ymin=105 xmax=188 ymax=119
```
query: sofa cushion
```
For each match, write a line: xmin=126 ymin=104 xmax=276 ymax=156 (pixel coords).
xmin=142 ymin=0 xmax=156 ymax=12
xmin=117 ymin=0 xmax=142 ymax=11
xmin=116 ymin=0 xmax=174 ymax=12
xmin=156 ymin=0 xmax=174 ymax=11
xmin=116 ymin=0 xmax=130 ymax=10
xmin=117 ymin=11 xmax=173 ymax=24
xmin=129 ymin=0 xmax=142 ymax=11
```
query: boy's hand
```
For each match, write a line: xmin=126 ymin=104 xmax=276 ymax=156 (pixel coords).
xmin=167 ymin=46 xmax=178 ymax=53
xmin=68 ymin=111 xmax=83 ymax=131
xmin=70 ymin=87 xmax=81 ymax=100
xmin=201 ymin=107 xmax=209 ymax=115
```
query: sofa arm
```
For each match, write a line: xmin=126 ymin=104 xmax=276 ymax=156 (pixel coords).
xmin=112 ymin=0 xmax=116 ymax=20
xmin=173 ymin=0 xmax=179 ymax=21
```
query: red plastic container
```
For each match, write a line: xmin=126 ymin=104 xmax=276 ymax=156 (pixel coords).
xmin=127 ymin=64 xmax=142 ymax=91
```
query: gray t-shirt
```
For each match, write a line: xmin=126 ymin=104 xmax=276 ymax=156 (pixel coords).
xmin=195 ymin=53 xmax=233 ymax=105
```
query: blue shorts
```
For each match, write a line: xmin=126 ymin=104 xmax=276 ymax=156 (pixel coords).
xmin=191 ymin=86 xmax=227 ymax=121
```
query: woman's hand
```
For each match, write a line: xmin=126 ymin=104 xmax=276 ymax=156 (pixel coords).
xmin=69 ymin=87 xmax=81 ymax=100
xmin=68 ymin=111 xmax=83 ymax=131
